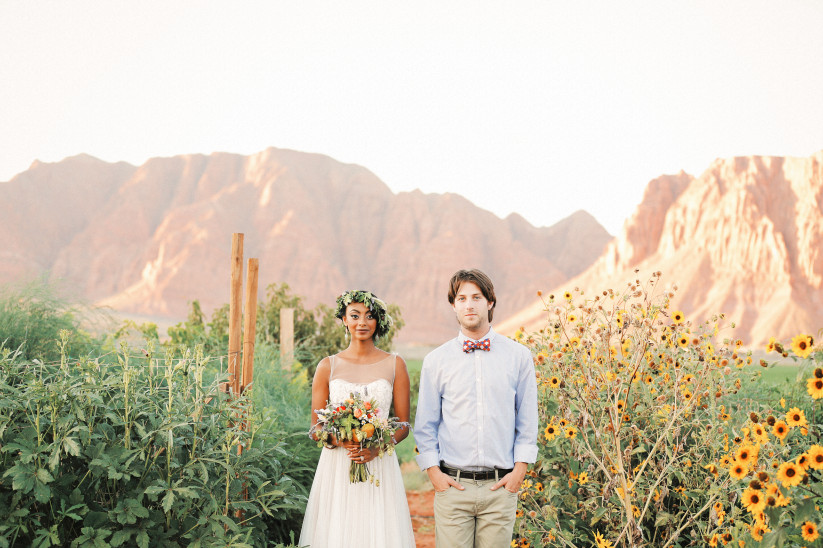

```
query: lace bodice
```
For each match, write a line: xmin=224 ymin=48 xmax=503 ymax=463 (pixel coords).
xmin=328 ymin=353 xmax=396 ymax=420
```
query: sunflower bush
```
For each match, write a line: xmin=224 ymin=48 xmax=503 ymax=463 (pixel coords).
xmin=513 ymin=273 xmax=763 ymax=547
xmin=718 ymin=333 xmax=822 ymax=547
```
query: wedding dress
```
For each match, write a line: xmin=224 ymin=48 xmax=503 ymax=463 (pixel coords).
xmin=298 ymin=353 xmax=416 ymax=548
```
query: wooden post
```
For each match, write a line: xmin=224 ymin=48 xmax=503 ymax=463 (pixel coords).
xmin=280 ymin=307 xmax=295 ymax=369
xmin=228 ymin=233 xmax=244 ymax=396
xmin=241 ymin=258 xmax=259 ymax=393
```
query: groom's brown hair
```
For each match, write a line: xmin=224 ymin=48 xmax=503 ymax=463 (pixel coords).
xmin=447 ymin=269 xmax=496 ymax=322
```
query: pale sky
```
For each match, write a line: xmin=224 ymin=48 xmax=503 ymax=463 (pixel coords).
xmin=2 ymin=1 xmax=822 ymax=234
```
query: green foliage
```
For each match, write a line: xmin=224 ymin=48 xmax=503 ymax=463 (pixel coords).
xmin=0 ymin=279 xmax=100 ymax=362
xmin=0 ymin=335 xmax=305 ymax=547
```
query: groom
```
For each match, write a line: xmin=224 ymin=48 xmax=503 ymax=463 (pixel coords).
xmin=415 ymin=268 xmax=538 ymax=547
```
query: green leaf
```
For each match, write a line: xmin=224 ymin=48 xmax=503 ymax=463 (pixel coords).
xmin=36 ymin=468 xmax=54 ymax=484
xmin=136 ymin=531 xmax=149 ymax=548
xmin=793 ymin=498 xmax=817 ymax=525
xmin=589 ymin=506 xmax=609 ymax=526
xmin=161 ymin=490 xmax=176 ymax=513
xmin=62 ymin=436 xmax=81 ymax=456
xmin=110 ymin=530 xmax=132 ymax=547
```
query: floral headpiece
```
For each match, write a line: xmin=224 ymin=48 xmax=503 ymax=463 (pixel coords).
xmin=335 ymin=290 xmax=394 ymax=339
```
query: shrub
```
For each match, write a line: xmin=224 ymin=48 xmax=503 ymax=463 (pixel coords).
xmin=721 ymin=334 xmax=823 ymax=547
xmin=0 ymin=279 xmax=101 ymax=362
xmin=513 ymin=274 xmax=757 ymax=547
xmin=0 ymin=334 xmax=303 ymax=547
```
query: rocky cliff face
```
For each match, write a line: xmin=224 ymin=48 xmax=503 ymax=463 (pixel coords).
xmin=0 ymin=147 xmax=611 ymax=343
xmin=500 ymin=152 xmax=823 ymax=346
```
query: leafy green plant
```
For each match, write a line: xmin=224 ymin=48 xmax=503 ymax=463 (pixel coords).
xmin=0 ymin=333 xmax=304 ymax=547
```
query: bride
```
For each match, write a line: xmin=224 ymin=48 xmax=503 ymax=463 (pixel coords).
xmin=299 ymin=290 xmax=416 ymax=547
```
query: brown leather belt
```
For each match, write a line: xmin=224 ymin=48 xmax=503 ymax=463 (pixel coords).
xmin=440 ymin=462 xmax=512 ymax=481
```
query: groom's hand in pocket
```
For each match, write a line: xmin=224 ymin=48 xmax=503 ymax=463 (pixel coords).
xmin=427 ymin=467 xmax=464 ymax=492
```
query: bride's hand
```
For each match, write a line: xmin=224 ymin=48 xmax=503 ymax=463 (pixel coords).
xmin=344 ymin=443 xmax=379 ymax=463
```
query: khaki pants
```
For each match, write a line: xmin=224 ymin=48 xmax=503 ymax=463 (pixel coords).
xmin=433 ymin=477 xmax=518 ymax=548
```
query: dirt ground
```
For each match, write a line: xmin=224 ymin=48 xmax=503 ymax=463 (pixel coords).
xmin=406 ymin=489 xmax=435 ymax=548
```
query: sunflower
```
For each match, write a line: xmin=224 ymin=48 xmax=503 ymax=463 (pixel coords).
xmin=728 ymin=460 xmax=747 ymax=480
xmin=543 ymin=423 xmax=558 ymax=441
xmin=786 ymin=407 xmax=808 ymax=428
xmin=579 ymin=471 xmax=588 ymax=484
xmin=565 ymin=426 xmax=577 ymax=439
xmin=558 ymin=418 xmax=569 ymax=428
xmin=807 ymin=445 xmax=823 ymax=470
xmin=772 ymin=421 xmax=789 ymax=441
xmin=569 ymin=336 xmax=581 ymax=348
xmin=549 ymin=376 xmax=560 ymax=389
xmin=567 ymin=313 xmax=577 ymax=323
xmin=750 ymin=522 xmax=769 ymax=541
xmin=807 ymin=376 xmax=823 ymax=399
xmin=593 ymin=531 xmax=614 ymax=548
xmin=672 ymin=310 xmax=685 ymax=324
xmin=765 ymin=337 xmax=776 ymax=353
xmin=791 ymin=334 xmax=814 ymax=359
xmin=563 ymin=291 xmax=573 ymax=301
xmin=801 ymin=521 xmax=819 ymax=542
xmin=741 ymin=487 xmax=766 ymax=514
xmin=776 ymin=461 xmax=804 ymax=487
xmin=797 ymin=453 xmax=811 ymax=471
xmin=736 ymin=445 xmax=757 ymax=469
xmin=678 ymin=335 xmax=689 ymax=348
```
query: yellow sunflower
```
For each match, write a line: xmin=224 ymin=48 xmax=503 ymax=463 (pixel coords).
xmin=807 ymin=376 xmax=823 ymax=399
xmin=791 ymin=334 xmax=814 ymax=359
xmin=678 ymin=335 xmax=689 ymax=348
xmin=776 ymin=461 xmax=804 ymax=487
xmin=736 ymin=445 xmax=757 ymax=469
xmin=672 ymin=310 xmax=685 ymax=324
xmin=801 ymin=521 xmax=819 ymax=542
xmin=563 ymin=291 xmax=573 ymax=301
xmin=765 ymin=336 xmax=776 ymax=353
xmin=565 ymin=426 xmax=577 ymax=439
xmin=807 ymin=444 xmax=823 ymax=470
xmin=593 ymin=531 xmax=614 ymax=548
xmin=741 ymin=487 xmax=766 ymax=514
xmin=579 ymin=472 xmax=588 ymax=484
xmin=543 ymin=423 xmax=558 ymax=441
xmin=750 ymin=521 xmax=769 ymax=541
xmin=786 ymin=407 xmax=808 ymax=428
xmin=728 ymin=460 xmax=747 ymax=480
xmin=772 ymin=421 xmax=789 ymax=441
xmin=549 ymin=376 xmax=560 ymax=389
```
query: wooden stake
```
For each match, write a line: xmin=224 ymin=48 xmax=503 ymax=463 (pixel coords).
xmin=280 ymin=307 xmax=295 ymax=369
xmin=228 ymin=233 xmax=244 ymax=396
xmin=241 ymin=258 xmax=259 ymax=393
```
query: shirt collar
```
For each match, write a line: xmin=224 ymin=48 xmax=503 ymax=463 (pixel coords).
xmin=458 ymin=326 xmax=496 ymax=344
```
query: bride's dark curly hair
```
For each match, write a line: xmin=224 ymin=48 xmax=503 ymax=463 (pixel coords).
xmin=334 ymin=290 xmax=394 ymax=339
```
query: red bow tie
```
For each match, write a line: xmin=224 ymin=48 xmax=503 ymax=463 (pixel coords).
xmin=463 ymin=338 xmax=491 ymax=353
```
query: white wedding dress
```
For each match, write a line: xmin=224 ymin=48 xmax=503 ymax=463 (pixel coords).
xmin=299 ymin=353 xmax=416 ymax=548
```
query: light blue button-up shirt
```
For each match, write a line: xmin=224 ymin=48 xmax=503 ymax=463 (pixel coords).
xmin=414 ymin=327 xmax=538 ymax=472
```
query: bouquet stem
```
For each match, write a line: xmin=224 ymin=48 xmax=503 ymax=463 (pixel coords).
xmin=350 ymin=461 xmax=370 ymax=483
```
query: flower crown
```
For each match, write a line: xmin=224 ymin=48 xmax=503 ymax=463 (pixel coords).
xmin=334 ymin=290 xmax=394 ymax=339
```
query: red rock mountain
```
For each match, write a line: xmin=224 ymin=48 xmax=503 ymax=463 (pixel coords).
xmin=0 ymin=147 xmax=611 ymax=343
xmin=499 ymin=152 xmax=823 ymax=346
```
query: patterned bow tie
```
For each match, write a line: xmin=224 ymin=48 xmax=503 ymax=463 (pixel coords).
xmin=463 ymin=338 xmax=491 ymax=353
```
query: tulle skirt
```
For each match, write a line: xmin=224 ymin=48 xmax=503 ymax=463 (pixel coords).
xmin=299 ymin=446 xmax=416 ymax=548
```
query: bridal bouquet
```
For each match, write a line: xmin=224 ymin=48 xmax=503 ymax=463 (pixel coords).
xmin=313 ymin=392 xmax=406 ymax=484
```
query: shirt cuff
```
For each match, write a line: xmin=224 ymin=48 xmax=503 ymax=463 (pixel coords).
xmin=416 ymin=451 xmax=440 ymax=472
xmin=514 ymin=443 xmax=538 ymax=465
